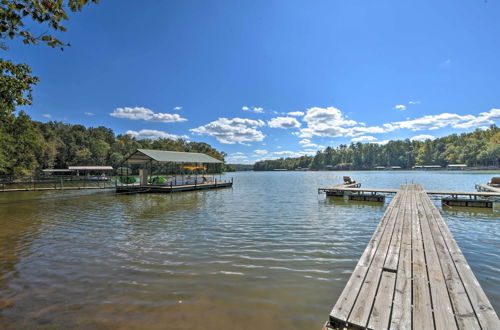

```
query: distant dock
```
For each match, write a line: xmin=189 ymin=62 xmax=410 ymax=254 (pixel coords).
xmin=319 ymin=183 xmax=500 ymax=208
xmin=323 ymin=184 xmax=499 ymax=329
xmin=116 ymin=179 xmax=232 ymax=194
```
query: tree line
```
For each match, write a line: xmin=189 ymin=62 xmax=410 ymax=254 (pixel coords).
xmin=0 ymin=112 xmax=227 ymax=177
xmin=253 ymin=126 xmax=499 ymax=171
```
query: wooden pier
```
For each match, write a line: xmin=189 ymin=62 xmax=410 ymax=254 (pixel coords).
xmin=325 ymin=184 xmax=499 ymax=330
xmin=116 ymin=180 xmax=232 ymax=194
xmin=319 ymin=183 xmax=500 ymax=208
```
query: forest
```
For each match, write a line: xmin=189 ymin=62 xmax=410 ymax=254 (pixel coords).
xmin=253 ymin=125 xmax=500 ymax=171
xmin=0 ymin=111 xmax=227 ymax=177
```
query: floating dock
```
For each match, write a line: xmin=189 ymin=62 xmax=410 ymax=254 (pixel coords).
xmin=116 ymin=180 xmax=232 ymax=194
xmin=324 ymin=184 xmax=499 ymax=329
xmin=319 ymin=184 xmax=500 ymax=208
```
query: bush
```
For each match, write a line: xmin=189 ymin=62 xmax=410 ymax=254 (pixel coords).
xmin=148 ymin=176 xmax=165 ymax=184
xmin=119 ymin=176 xmax=136 ymax=184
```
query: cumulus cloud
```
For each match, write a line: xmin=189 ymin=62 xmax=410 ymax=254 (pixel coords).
xmin=173 ymin=106 xmax=183 ymax=111
xmin=452 ymin=108 xmax=500 ymax=129
xmin=351 ymin=136 xmax=377 ymax=142
xmin=287 ymin=111 xmax=305 ymax=117
xmin=385 ymin=111 xmax=491 ymax=132
xmin=42 ymin=114 xmax=52 ymax=119
xmin=126 ymin=129 xmax=189 ymax=140
xmin=409 ymin=101 xmax=421 ymax=105
xmin=190 ymin=117 xmax=265 ymax=144
xmin=297 ymin=106 xmax=499 ymax=139
xmin=110 ymin=107 xmax=187 ymax=123
xmin=254 ymin=149 xmax=269 ymax=155
xmin=411 ymin=134 xmax=436 ymax=141
xmin=84 ymin=112 xmax=94 ymax=116
xmin=299 ymin=106 xmax=385 ymax=138
xmin=371 ymin=140 xmax=390 ymax=145
xmin=268 ymin=116 xmax=301 ymax=129
xmin=394 ymin=104 xmax=407 ymax=111
xmin=242 ymin=106 xmax=264 ymax=113
xmin=299 ymin=139 xmax=325 ymax=149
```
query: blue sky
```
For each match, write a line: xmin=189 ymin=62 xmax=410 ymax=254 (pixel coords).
xmin=6 ymin=0 xmax=500 ymax=164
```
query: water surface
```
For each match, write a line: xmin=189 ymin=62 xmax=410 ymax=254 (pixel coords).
xmin=0 ymin=171 xmax=498 ymax=329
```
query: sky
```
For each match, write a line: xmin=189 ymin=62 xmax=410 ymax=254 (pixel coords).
xmin=6 ymin=0 xmax=500 ymax=164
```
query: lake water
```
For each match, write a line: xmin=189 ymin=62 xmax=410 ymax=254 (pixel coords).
xmin=0 ymin=171 xmax=498 ymax=329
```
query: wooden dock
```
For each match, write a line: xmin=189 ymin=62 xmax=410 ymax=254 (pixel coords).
xmin=325 ymin=184 xmax=499 ymax=330
xmin=115 ymin=181 xmax=232 ymax=194
xmin=319 ymin=185 xmax=500 ymax=198
xmin=476 ymin=184 xmax=500 ymax=194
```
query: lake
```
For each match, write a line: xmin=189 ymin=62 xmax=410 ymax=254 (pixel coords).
xmin=0 ymin=171 xmax=498 ymax=329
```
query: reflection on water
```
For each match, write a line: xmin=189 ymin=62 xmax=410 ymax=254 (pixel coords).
xmin=0 ymin=171 xmax=498 ymax=329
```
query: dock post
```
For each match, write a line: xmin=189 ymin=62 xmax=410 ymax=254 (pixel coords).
xmin=215 ymin=179 xmax=217 ymax=188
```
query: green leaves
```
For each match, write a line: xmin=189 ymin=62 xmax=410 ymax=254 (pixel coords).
xmin=0 ymin=58 xmax=39 ymax=115
xmin=0 ymin=0 xmax=98 ymax=49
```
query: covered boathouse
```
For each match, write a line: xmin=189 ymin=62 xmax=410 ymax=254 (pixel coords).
xmin=116 ymin=149 xmax=232 ymax=194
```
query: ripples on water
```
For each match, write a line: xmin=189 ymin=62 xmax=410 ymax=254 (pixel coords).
xmin=0 ymin=171 xmax=498 ymax=329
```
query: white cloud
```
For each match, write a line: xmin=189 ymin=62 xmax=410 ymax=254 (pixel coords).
xmin=268 ymin=116 xmax=301 ymax=129
xmin=351 ymin=136 xmax=377 ymax=142
xmin=242 ymin=106 xmax=264 ymax=113
xmin=385 ymin=113 xmax=474 ymax=131
xmin=42 ymin=114 xmax=52 ymax=119
xmin=110 ymin=107 xmax=187 ymax=123
xmin=84 ymin=112 xmax=94 ymax=116
xmin=452 ymin=108 xmax=500 ymax=129
xmin=299 ymin=106 xmax=385 ymax=138
xmin=411 ymin=134 xmax=436 ymax=141
xmin=190 ymin=117 xmax=265 ymax=144
xmin=298 ymin=139 xmax=325 ymax=149
xmin=394 ymin=104 xmax=406 ymax=111
xmin=254 ymin=149 xmax=268 ymax=155
xmin=126 ymin=129 xmax=189 ymax=140
xmin=409 ymin=101 xmax=420 ymax=105
xmin=371 ymin=140 xmax=390 ymax=145
xmin=287 ymin=111 xmax=305 ymax=117
xmin=173 ymin=106 xmax=183 ymax=111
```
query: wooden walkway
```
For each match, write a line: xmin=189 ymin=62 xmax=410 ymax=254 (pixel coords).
xmin=476 ymin=184 xmax=500 ymax=194
xmin=319 ymin=186 xmax=500 ymax=198
xmin=326 ymin=184 xmax=499 ymax=329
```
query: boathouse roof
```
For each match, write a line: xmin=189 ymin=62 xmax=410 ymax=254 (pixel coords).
xmin=124 ymin=149 xmax=222 ymax=164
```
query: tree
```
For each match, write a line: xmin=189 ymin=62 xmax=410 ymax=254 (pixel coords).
xmin=1 ymin=0 xmax=98 ymax=114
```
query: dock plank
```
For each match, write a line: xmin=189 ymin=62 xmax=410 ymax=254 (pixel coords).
xmin=346 ymin=190 xmax=403 ymax=327
xmin=420 ymin=193 xmax=480 ymax=329
xmin=329 ymin=192 xmax=402 ymax=326
xmin=367 ymin=271 xmax=396 ymax=330
xmin=416 ymin=189 xmax=458 ymax=330
xmin=410 ymin=185 xmax=434 ymax=330
xmin=389 ymin=188 xmax=412 ymax=330
xmin=426 ymin=198 xmax=500 ymax=329
xmin=326 ymin=183 xmax=499 ymax=329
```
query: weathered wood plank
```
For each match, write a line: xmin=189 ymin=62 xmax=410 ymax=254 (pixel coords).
xmin=367 ymin=271 xmax=396 ymax=330
xmin=329 ymin=192 xmax=403 ymax=324
xmin=327 ymin=184 xmax=499 ymax=330
xmin=425 ymin=195 xmax=499 ymax=329
xmin=420 ymin=194 xmax=480 ymax=329
xmin=346 ymin=189 xmax=404 ymax=327
xmin=416 ymin=189 xmax=458 ymax=330
xmin=383 ymin=188 xmax=406 ymax=272
xmin=390 ymin=187 xmax=412 ymax=330
xmin=411 ymin=185 xmax=434 ymax=330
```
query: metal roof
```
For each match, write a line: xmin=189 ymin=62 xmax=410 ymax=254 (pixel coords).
xmin=125 ymin=149 xmax=222 ymax=164
xmin=42 ymin=169 xmax=74 ymax=172
xmin=68 ymin=166 xmax=114 ymax=171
